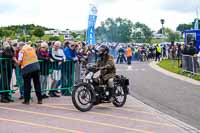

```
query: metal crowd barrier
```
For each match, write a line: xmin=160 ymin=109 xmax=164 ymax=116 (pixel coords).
xmin=0 ymin=58 xmax=15 ymax=99
xmin=0 ymin=58 xmax=75 ymax=99
xmin=38 ymin=60 xmax=75 ymax=95
xmin=182 ymin=55 xmax=200 ymax=75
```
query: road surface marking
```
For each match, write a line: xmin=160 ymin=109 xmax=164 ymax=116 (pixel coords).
xmin=117 ymin=68 xmax=146 ymax=72
xmin=97 ymin=105 xmax=156 ymax=115
xmin=0 ymin=117 xmax=84 ymax=133
xmin=46 ymin=103 xmax=145 ymax=109
xmin=43 ymin=105 xmax=176 ymax=128
xmin=47 ymin=103 xmax=155 ymax=116
xmin=128 ymin=66 xmax=133 ymax=71
xmin=0 ymin=106 xmax=153 ymax=133
xmin=0 ymin=103 xmax=147 ymax=112
xmin=46 ymin=104 xmax=153 ymax=114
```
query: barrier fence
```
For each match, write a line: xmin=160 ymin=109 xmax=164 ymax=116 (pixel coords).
xmin=182 ymin=55 xmax=200 ymax=75
xmin=38 ymin=60 xmax=75 ymax=96
xmin=0 ymin=58 xmax=75 ymax=99
xmin=0 ymin=58 xmax=15 ymax=98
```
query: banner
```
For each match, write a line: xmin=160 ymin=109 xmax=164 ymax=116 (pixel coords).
xmin=86 ymin=4 xmax=98 ymax=45
xmin=194 ymin=18 xmax=199 ymax=30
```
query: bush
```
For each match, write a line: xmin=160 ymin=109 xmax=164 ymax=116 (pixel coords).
xmin=49 ymin=36 xmax=60 ymax=41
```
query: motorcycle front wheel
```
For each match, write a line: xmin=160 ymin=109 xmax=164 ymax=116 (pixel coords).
xmin=72 ymin=83 xmax=94 ymax=112
xmin=112 ymin=85 xmax=127 ymax=107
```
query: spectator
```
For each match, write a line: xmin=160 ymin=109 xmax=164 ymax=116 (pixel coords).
xmin=171 ymin=42 xmax=177 ymax=60
xmin=0 ymin=42 xmax=15 ymax=103
xmin=155 ymin=44 xmax=161 ymax=62
xmin=64 ymin=42 xmax=78 ymax=95
xmin=49 ymin=41 xmax=66 ymax=97
xmin=55 ymin=41 xmax=70 ymax=95
xmin=37 ymin=42 xmax=50 ymax=99
xmin=64 ymin=42 xmax=78 ymax=61
xmin=197 ymin=51 xmax=200 ymax=65
xmin=177 ymin=43 xmax=183 ymax=67
xmin=126 ymin=45 xmax=132 ymax=65
xmin=14 ymin=42 xmax=42 ymax=105
xmin=87 ymin=45 xmax=96 ymax=63
xmin=15 ymin=42 xmax=24 ymax=100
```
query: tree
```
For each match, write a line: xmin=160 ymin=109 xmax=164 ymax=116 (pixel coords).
xmin=71 ymin=32 xmax=79 ymax=39
xmin=96 ymin=17 xmax=133 ymax=43
xmin=165 ymin=28 xmax=181 ymax=42
xmin=150 ymin=38 xmax=163 ymax=44
xmin=132 ymin=22 xmax=153 ymax=43
xmin=176 ymin=24 xmax=192 ymax=32
xmin=3 ymin=30 xmax=12 ymax=37
xmin=33 ymin=28 xmax=45 ymax=39
xmin=0 ymin=29 xmax=4 ymax=38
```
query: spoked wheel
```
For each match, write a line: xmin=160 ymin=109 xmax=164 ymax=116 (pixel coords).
xmin=72 ymin=83 xmax=94 ymax=112
xmin=112 ymin=85 xmax=127 ymax=107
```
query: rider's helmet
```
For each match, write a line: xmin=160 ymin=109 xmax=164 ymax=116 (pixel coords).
xmin=98 ymin=45 xmax=109 ymax=57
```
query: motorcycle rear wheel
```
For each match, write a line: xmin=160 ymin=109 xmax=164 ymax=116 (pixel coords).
xmin=112 ymin=86 xmax=127 ymax=107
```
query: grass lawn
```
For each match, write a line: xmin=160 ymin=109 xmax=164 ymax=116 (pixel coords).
xmin=158 ymin=59 xmax=200 ymax=81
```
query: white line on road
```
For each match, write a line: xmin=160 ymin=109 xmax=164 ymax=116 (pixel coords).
xmin=127 ymin=66 xmax=133 ymax=71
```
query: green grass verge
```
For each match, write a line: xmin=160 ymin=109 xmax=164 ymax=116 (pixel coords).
xmin=158 ymin=59 xmax=200 ymax=81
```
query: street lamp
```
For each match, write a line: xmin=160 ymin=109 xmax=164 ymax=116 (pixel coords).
xmin=160 ymin=19 xmax=165 ymax=35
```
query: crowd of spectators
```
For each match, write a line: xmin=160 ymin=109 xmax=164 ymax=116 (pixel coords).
xmin=0 ymin=39 xmax=200 ymax=103
xmin=109 ymin=41 xmax=199 ymax=63
xmin=0 ymin=38 xmax=99 ymax=103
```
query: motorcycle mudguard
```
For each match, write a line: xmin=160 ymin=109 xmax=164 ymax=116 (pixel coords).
xmin=114 ymin=75 xmax=130 ymax=94
xmin=123 ymin=87 xmax=129 ymax=94
xmin=73 ymin=82 xmax=96 ymax=102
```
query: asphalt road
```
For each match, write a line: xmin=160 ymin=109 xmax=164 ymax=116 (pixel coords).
xmin=117 ymin=62 xmax=200 ymax=130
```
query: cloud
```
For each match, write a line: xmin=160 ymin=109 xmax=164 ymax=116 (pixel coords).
xmin=0 ymin=0 xmax=197 ymax=31
xmin=160 ymin=0 xmax=199 ymax=13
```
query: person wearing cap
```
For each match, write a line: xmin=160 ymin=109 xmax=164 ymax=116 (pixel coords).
xmin=37 ymin=42 xmax=50 ymax=99
xmin=13 ymin=42 xmax=42 ymax=105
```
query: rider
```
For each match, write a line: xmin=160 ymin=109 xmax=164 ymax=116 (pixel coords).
xmin=96 ymin=45 xmax=116 ymax=89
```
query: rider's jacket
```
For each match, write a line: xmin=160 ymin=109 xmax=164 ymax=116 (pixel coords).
xmin=96 ymin=54 xmax=116 ymax=81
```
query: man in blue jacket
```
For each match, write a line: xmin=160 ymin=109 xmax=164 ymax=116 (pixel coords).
xmin=64 ymin=42 xmax=78 ymax=95
xmin=64 ymin=43 xmax=78 ymax=61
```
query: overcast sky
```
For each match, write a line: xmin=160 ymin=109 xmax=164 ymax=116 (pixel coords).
xmin=0 ymin=0 xmax=199 ymax=31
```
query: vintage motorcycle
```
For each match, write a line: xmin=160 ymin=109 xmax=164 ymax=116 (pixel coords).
xmin=72 ymin=64 xmax=129 ymax=112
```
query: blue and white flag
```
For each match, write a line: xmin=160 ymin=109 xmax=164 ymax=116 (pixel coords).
xmin=86 ymin=4 xmax=98 ymax=45
xmin=194 ymin=18 xmax=199 ymax=30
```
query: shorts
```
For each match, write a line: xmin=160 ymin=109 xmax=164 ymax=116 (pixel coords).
xmin=51 ymin=70 xmax=61 ymax=81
